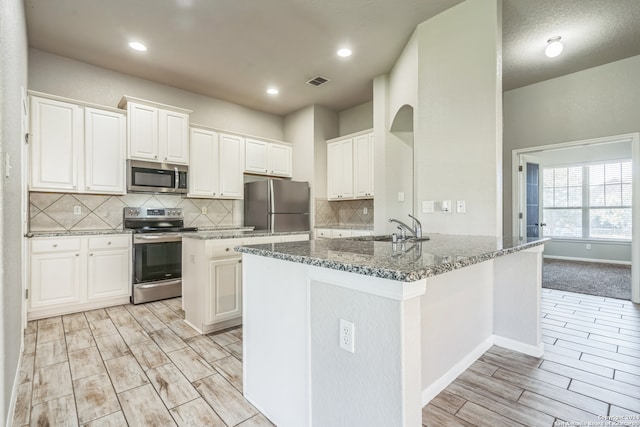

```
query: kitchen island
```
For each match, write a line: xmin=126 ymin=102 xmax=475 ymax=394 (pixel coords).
xmin=181 ymin=230 xmax=310 ymax=334
xmin=236 ymin=234 xmax=548 ymax=427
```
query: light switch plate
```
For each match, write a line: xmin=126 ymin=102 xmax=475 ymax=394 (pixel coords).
xmin=422 ymin=201 xmax=435 ymax=213
xmin=398 ymin=192 xmax=405 ymax=202
xmin=456 ymin=200 xmax=466 ymax=214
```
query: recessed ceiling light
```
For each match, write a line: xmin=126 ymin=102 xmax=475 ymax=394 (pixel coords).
xmin=337 ymin=48 xmax=352 ymax=58
xmin=129 ymin=41 xmax=147 ymax=52
xmin=545 ymin=36 xmax=563 ymax=58
xmin=266 ymin=87 xmax=279 ymax=95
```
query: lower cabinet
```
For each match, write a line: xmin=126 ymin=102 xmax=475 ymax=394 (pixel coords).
xmin=183 ymin=233 xmax=309 ymax=334
xmin=29 ymin=235 xmax=131 ymax=319
xmin=315 ymin=228 xmax=373 ymax=239
xmin=207 ymin=257 xmax=243 ymax=323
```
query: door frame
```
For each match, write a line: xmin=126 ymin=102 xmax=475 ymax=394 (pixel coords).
xmin=511 ymin=132 xmax=640 ymax=304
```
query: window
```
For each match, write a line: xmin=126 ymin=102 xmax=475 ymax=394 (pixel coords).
xmin=542 ymin=160 xmax=632 ymax=240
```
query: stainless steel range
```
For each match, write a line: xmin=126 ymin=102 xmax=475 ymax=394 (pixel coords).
xmin=124 ymin=207 xmax=197 ymax=304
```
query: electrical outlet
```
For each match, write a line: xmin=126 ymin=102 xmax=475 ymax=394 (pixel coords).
xmin=339 ymin=319 xmax=355 ymax=353
xmin=363 ymin=207 xmax=368 ymax=215
xmin=456 ymin=200 xmax=466 ymax=214
xmin=73 ymin=206 xmax=82 ymax=215
xmin=586 ymin=244 xmax=591 ymax=250
xmin=201 ymin=206 xmax=208 ymax=214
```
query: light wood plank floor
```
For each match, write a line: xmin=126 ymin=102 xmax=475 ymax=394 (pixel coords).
xmin=13 ymin=289 xmax=640 ymax=426
xmin=423 ymin=288 xmax=640 ymax=427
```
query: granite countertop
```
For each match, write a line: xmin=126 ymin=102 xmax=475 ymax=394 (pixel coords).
xmin=26 ymin=229 xmax=133 ymax=238
xmin=235 ymin=233 xmax=549 ymax=282
xmin=182 ymin=229 xmax=311 ymax=240
xmin=315 ymin=225 xmax=374 ymax=231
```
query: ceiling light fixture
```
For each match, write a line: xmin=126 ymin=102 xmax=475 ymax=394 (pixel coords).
xmin=545 ymin=36 xmax=563 ymax=58
xmin=337 ymin=48 xmax=352 ymax=58
xmin=266 ymin=87 xmax=279 ymax=95
xmin=128 ymin=41 xmax=147 ymax=52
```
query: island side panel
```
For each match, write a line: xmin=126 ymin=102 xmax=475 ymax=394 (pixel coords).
xmin=310 ymin=280 xmax=422 ymax=427
xmin=420 ymin=260 xmax=495 ymax=404
xmin=242 ymin=254 xmax=311 ymax=427
xmin=493 ymin=245 xmax=544 ymax=356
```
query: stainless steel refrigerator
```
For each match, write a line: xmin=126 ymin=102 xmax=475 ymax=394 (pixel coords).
xmin=244 ymin=179 xmax=310 ymax=232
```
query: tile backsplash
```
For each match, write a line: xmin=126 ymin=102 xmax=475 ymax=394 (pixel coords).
xmin=29 ymin=192 xmax=241 ymax=232
xmin=314 ymin=198 xmax=373 ymax=228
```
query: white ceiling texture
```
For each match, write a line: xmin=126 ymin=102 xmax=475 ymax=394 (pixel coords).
xmin=24 ymin=0 xmax=640 ymax=116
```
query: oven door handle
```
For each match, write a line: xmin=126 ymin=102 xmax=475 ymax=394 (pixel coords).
xmin=134 ymin=234 xmax=182 ymax=243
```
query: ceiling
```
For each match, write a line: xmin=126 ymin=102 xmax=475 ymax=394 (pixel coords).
xmin=24 ymin=0 xmax=640 ymax=116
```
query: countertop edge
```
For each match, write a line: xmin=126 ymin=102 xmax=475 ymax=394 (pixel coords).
xmin=236 ymin=237 xmax=549 ymax=282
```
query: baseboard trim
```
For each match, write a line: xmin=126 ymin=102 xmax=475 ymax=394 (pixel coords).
xmin=493 ymin=335 xmax=544 ymax=358
xmin=421 ymin=336 xmax=494 ymax=406
xmin=543 ymin=255 xmax=631 ymax=266
xmin=5 ymin=340 xmax=25 ymax=427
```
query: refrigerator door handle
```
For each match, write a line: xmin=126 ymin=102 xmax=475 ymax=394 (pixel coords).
xmin=269 ymin=179 xmax=275 ymax=214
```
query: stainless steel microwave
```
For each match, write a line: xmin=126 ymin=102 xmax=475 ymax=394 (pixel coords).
xmin=127 ymin=160 xmax=188 ymax=194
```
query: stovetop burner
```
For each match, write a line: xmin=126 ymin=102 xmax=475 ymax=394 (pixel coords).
xmin=123 ymin=207 xmax=198 ymax=234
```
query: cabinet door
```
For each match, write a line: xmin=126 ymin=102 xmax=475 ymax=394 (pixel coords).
xmin=207 ymin=258 xmax=242 ymax=323
xmin=128 ymin=102 xmax=159 ymax=161
xmin=30 ymin=252 xmax=81 ymax=309
xmin=30 ymin=96 xmax=82 ymax=191
xmin=84 ymin=108 xmax=126 ymax=194
xmin=87 ymin=248 xmax=130 ymax=300
xmin=270 ymin=143 xmax=292 ymax=177
xmin=160 ymin=110 xmax=189 ymax=164
xmin=353 ymin=133 xmax=374 ymax=198
xmin=244 ymin=138 xmax=269 ymax=174
xmin=189 ymin=128 xmax=219 ymax=198
xmin=327 ymin=139 xmax=353 ymax=199
xmin=218 ymin=134 xmax=244 ymax=199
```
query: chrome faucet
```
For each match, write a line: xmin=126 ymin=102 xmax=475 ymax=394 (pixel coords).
xmin=408 ymin=214 xmax=422 ymax=238
xmin=388 ymin=214 xmax=423 ymax=240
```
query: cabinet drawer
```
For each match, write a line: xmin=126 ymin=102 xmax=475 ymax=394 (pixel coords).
xmin=330 ymin=230 xmax=352 ymax=238
xmin=315 ymin=229 xmax=331 ymax=239
xmin=88 ymin=235 xmax=130 ymax=250
xmin=31 ymin=238 xmax=81 ymax=253
xmin=207 ymin=238 xmax=244 ymax=258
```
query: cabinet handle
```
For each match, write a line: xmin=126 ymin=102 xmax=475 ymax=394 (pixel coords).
xmin=154 ymin=155 xmax=158 ymax=159
xmin=90 ymin=253 xmax=94 ymax=256
xmin=52 ymin=244 xmax=58 ymax=248
xmin=107 ymin=241 xmax=112 ymax=245
xmin=75 ymin=254 xmax=80 ymax=257
xmin=238 ymin=260 xmax=242 ymax=264
xmin=225 ymin=248 xmax=230 ymax=251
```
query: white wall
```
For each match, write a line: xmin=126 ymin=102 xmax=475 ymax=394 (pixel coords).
xmin=414 ymin=0 xmax=502 ymax=236
xmin=1 ymin=0 xmax=28 ymax=422
xmin=338 ymin=101 xmax=372 ymax=136
xmin=29 ymin=49 xmax=284 ymax=140
xmin=503 ymin=55 xmax=640 ymax=237
xmin=313 ymin=105 xmax=339 ymax=199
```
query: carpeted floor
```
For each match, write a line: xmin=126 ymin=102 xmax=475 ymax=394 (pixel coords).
xmin=542 ymin=258 xmax=632 ymax=300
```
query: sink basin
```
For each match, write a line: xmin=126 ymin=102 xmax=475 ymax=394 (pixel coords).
xmin=367 ymin=235 xmax=430 ymax=243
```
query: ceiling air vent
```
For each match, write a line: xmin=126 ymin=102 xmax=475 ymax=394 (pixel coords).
xmin=306 ymin=76 xmax=330 ymax=87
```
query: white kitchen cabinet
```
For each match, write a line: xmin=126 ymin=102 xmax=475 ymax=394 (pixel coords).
xmin=245 ymin=138 xmax=292 ymax=177
xmin=30 ymin=95 xmax=82 ymax=191
xmin=183 ymin=233 xmax=310 ymax=334
xmin=119 ymin=96 xmax=191 ymax=164
xmin=28 ymin=235 xmax=131 ymax=320
xmin=353 ymin=133 xmax=374 ymax=198
xmin=327 ymin=138 xmax=353 ymax=200
xmin=218 ymin=133 xmax=244 ymax=198
xmin=207 ymin=257 xmax=243 ymax=323
xmin=84 ymin=107 xmax=126 ymax=194
xmin=29 ymin=92 xmax=126 ymax=194
xmin=86 ymin=236 xmax=130 ymax=301
xmin=331 ymin=229 xmax=353 ymax=238
xmin=188 ymin=127 xmax=243 ymax=199
xmin=30 ymin=239 xmax=82 ymax=310
xmin=315 ymin=228 xmax=372 ymax=239
xmin=327 ymin=130 xmax=374 ymax=201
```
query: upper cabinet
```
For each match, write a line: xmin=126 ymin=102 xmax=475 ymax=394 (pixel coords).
xmin=353 ymin=133 xmax=374 ymax=198
xmin=29 ymin=93 xmax=126 ymax=194
xmin=189 ymin=127 xmax=244 ymax=199
xmin=244 ymin=138 xmax=292 ymax=178
xmin=327 ymin=130 xmax=374 ymax=201
xmin=119 ymin=96 xmax=191 ymax=165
